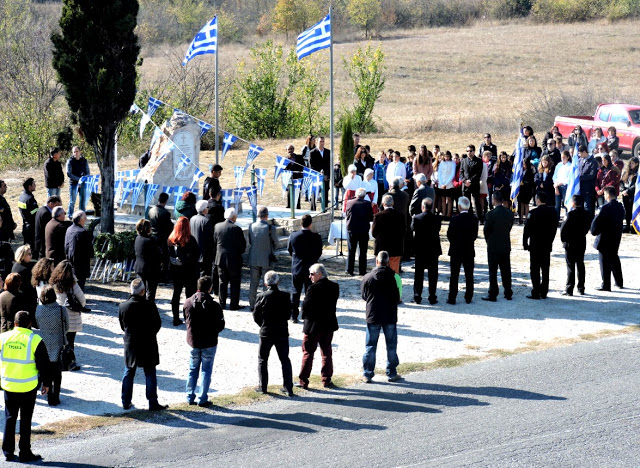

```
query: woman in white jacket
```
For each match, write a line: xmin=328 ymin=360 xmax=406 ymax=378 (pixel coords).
xmin=437 ymin=152 xmax=456 ymax=219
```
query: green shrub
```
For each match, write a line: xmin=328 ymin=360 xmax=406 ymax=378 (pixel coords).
xmin=607 ymin=0 xmax=640 ymax=20
xmin=488 ymin=0 xmax=532 ymax=19
xmin=531 ymin=0 xmax=606 ymax=22
xmin=339 ymin=116 xmax=354 ymax=175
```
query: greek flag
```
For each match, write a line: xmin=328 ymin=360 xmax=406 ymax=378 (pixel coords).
xmin=221 ymin=189 xmax=234 ymax=209
xmin=149 ymin=127 xmax=163 ymax=151
xmin=161 ymin=186 xmax=174 ymax=199
xmin=120 ymin=181 xmax=133 ymax=209
xmin=183 ymin=16 xmax=217 ymax=66
xmin=190 ymin=168 xmax=205 ymax=190
xmin=302 ymin=167 xmax=314 ymax=197
xmin=144 ymin=184 xmax=160 ymax=213
xmin=147 ymin=97 xmax=165 ymax=117
xmin=314 ymin=174 xmax=324 ymax=199
xmin=296 ymin=13 xmax=331 ymax=61
xmin=246 ymin=144 xmax=264 ymax=168
xmin=130 ymin=182 xmax=145 ymax=209
xmin=293 ymin=179 xmax=302 ymax=203
xmin=233 ymin=188 xmax=244 ymax=208
xmin=255 ymin=168 xmax=267 ymax=195
xmin=510 ymin=133 xmax=525 ymax=210
xmin=130 ymin=103 xmax=140 ymax=115
xmin=173 ymin=186 xmax=188 ymax=208
xmin=175 ymin=154 xmax=191 ymax=178
xmin=564 ymin=140 xmax=581 ymax=210
xmin=221 ymin=132 xmax=238 ymax=161
xmin=246 ymin=186 xmax=258 ymax=215
xmin=90 ymin=175 xmax=101 ymax=193
xmin=198 ymin=120 xmax=213 ymax=138
xmin=281 ymin=170 xmax=293 ymax=195
xmin=274 ymin=155 xmax=289 ymax=182
xmin=234 ymin=166 xmax=247 ymax=188
xmin=633 ymin=175 xmax=640 ymax=234
xmin=139 ymin=111 xmax=151 ymax=139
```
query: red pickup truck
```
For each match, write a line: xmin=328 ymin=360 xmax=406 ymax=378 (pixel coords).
xmin=554 ymin=103 xmax=640 ymax=158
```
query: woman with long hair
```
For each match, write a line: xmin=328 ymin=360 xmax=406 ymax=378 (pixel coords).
xmin=413 ymin=145 xmax=434 ymax=181
xmin=11 ymin=244 xmax=37 ymax=312
xmin=534 ymin=155 xmax=555 ymax=203
xmin=620 ymin=157 xmax=639 ymax=233
xmin=50 ymin=260 xmax=86 ymax=371
xmin=31 ymin=257 xmax=56 ymax=300
xmin=134 ymin=218 xmax=161 ymax=303
xmin=596 ymin=154 xmax=621 ymax=206
xmin=552 ymin=151 xmax=572 ymax=217
xmin=493 ymin=152 xmax=513 ymax=208
xmin=167 ymin=217 xmax=199 ymax=326
xmin=301 ymin=134 xmax=316 ymax=168
xmin=588 ymin=127 xmax=606 ymax=155
xmin=0 ymin=273 xmax=24 ymax=332
xmin=524 ymin=136 xmax=542 ymax=170
xmin=35 ymin=285 xmax=69 ymax=405
xmin=518 ymin=159 xmax=535 ymax=225
xmin=437 ymin=151 xmax=456 ymax=218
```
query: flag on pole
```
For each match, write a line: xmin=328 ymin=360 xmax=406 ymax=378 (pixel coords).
xmin=509 ymin=132 xmax=526 ymax=210
xmin=632 ymin=174 xmax=640 ymax=234
xmin=255 ymin=168 xmax=267 ymax=195
xmin=90 ymin=175 xmax=101 ymax=194
xmin=147 ymin=97 xmax=165 ymax=117
xmin=198 ymin=120 xmax=213 ymax=138
xmin=130 ymin=182 xmax=145 ymax=209
xmin=221 ymin=132 xmax=238 ymax=161
xmin=233 ymin=188 xmax=244 ymax=209
xmin=139 ymin=112 xmax=151 ymax=139
xmin=173 ymin=186 xmax=188 ymax=208
xmin=130 ymin=103 xmax=140 ymax=115
xmin=274 ymin=155 xmax=289 ymax=182
xmin=281 ymin=170 xmax=293 ymax=195
xmin=221 ymin=189 xmax=234 ymax=209
xmin=234 ymin=166 xmax=247 ymax=188
xmin=564 ymin=140 xmax=582 ymax=210
xmin=144 ymin=184 xmax=160 ymax=213
xmin=293 ymin=179 xmax=302 ymax=203
xmin=182 ymin=16 xmax=217 ymax=66
xmin=245 ymin=144 xmax=264 ymax=168
xmin=190 ymin=168 xmax=204 ymax=190
xmin=120 ymin=181 xmax=133 ymax=209
xmin=246 ymin=186 xmax=258 ymax=215
xmin=302 ymin=168 xmax=314 ymax=197
xmin=161 ymin=186 xmax=174 ymax=200
xmin=296 ymin=13 xmax=331 ymax=61
xmin=314 ymin=174 xmax=324 ymax=199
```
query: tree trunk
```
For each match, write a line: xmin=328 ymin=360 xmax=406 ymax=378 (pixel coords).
xmin=94 ymin=125 xmax=117 ymax=234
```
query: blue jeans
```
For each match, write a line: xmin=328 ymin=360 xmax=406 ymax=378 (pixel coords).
xmin=555 ymin=185 xmax=567 ymax=215
xmin=363 ymin=323 xmax=399 ymax=379
xmin=186 ymin=346 xmax=216 ymax=404
xmin=68 ymin=182 xmax=87 ymax=216
xmin=121 ymin=365 xmax=158 ymax=407
xmin=47 ymin=187 xmax=61 ymax=199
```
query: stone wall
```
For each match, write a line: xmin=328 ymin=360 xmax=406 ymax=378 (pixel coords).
xmin=274 ymin=211 xmax=332 ymax=241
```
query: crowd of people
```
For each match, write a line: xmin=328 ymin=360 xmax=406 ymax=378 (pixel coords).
xmin=0 ymin=125 xmax=637 ymax=462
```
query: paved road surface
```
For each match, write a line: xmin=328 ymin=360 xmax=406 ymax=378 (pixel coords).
xmin=37 ymin=333 xmax=640 ymax=467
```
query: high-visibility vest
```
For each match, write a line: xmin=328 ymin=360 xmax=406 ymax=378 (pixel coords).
xmin=0 ymin=327 xmax=41 ymax=393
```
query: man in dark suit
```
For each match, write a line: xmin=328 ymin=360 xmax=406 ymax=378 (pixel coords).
xmin=482 ymin=192 xmax=514 ymax=301
xmin=560 ymin=195 xmax=591 ymax=296
xmin=523 ymin=191 xmax=558 ymax=299
xmin=119 ymin=278 xmax=167 ymax=411
xmin=578 ymin=145 xmax=598 ymax=217
xmin=44 ymin=206 xmax=70 ymax=265
xmin=460 ymin=145 xmax=485 ymax=223
xmin=447 ymin=197 xmax=478 ymax=305
xmin=409 ymin=174 xmax=435 ymax=216
xmin=213 ymin=208 xmax=247 ymax=310
xmin=190 ymin=200 xmax=214 ymax=279
xmin=148 ymin=192 xmax=174 ymax=281
xmin=591 ymin=186 xmax=625 ymax=291
xmin=411 ymin=197 xmax=441 ymax=305
xmin=388 ymin=177 xmax=411 ymax=259
xmin=295 ymin=263 xmax=339 ymax=389
xmin=345 ymin=188 xmax=373 ymax=276
xmin=287 ymin=214 xmax=322 ymax=323
xmin=371 ymin=194 xmax=405 ymax=274
xmin=309 ymin=136 xmax=331 ymax=211
xmin=34 ymin=196 xmax=61 ymax=260
xmin=285 ymin=144 xmax=304 ymax=209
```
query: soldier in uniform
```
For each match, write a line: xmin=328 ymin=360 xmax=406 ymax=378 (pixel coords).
xmin=18 ymin=178 xmax=38 ymax=247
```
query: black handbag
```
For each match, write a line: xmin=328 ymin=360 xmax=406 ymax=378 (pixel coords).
xmin=65 ymin=289 xmax=85 ymax=312
xmin=169 ymin=244 xmax=183 ymax=266
xmin=58 ymin=306 xmax=73 ymax=372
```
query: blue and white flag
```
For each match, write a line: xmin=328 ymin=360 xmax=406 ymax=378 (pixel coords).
xmin=120 ymin=181 xmax=133 ymax=209
xmin=234 ymin=166 xmax=247 ymax=188
xmin=221 ymin=132 xmax=238 ymax=161
xmin=175 ymin=154 xmax=192 ymax=178
xmin=173 ymin=186 xmax=188 ymax=208
xmin=564 ymin=140 xmax=581 ymax=210
xmin=182 ymin=16 xmax=217 ymax=66
xmin=274 ymin=155 xmax=289 ymax=182
xmin=130 ymin=103 xmax=140 ymax=115
xmin=281 ymin=170 xmax=293 ymax=194
xmin=139 ymin=111 xmax=151 ymax=139
xmin=302 ymin=168 xmax=314 ymax=197
xmin=147 ymin=97 xmax=165 ymax=117
xmin=124 ymin=169 xmax=140 ymax=181
xmin=144 ymin=184 xmax=160 ymax=213
xmin=149 ymin=127 xmax=163 ymax=150
xmin=510 ymin=132 xmax=526 ymax=210
xmin=161 ymin=186 xmax=174 ymax=199
xmin=80 ymin=175 xmax=93 ymax=201
xmin=314 ymin=174 xmax=324 ymax=199
xmin=221 ymin=189 xmax=234 ymax=209
xmin=198 ymin=120 xmax=213 ymax=138
xmin=233 ymin=188 xmax=244 ymax=209
xmin=293 ymin=179 xmax=302 ymax=203
xmin=633 ymin=174 xmax=640 ymax=234
xmin=246 ymin=186 xmax=258 ymax=215
xmin=255 ymin=168 xmax=267 ymax=196
xmin=296 ymin=13 xmax=331 ymax=61
xmin=245 ymin=144 xmax=264 ymax=168
xmin=130 ymin=182 xmax=145 ymax=209
xmin=190 ymin=168 xmax=204 ymax=190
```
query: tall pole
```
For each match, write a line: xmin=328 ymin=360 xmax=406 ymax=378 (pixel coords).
xmin=215 ymin=17 xmax=219 ymax=165
xmin=329 ymin=3 xmax=335 ymax=221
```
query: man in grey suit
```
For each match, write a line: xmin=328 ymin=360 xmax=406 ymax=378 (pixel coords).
xmin=213 ymin=208 xmax=247 ymax=310
xmin=190 ymin=200 xmax=214 ymax=279
xmin=409 ymin=173 xmax=435 ymax=216
xmin=248 ymin=206 xmax=277 ymax=310
xmin=482 ymin=191 xmax=514 ymax=301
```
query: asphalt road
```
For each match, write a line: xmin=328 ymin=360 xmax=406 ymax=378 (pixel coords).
xmin=37 ymin=333 xmax=640 ymax=468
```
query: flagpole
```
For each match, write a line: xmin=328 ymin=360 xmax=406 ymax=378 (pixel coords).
xmin=329 ymin=2 xmax=335 ymax=221
xmin=215 ymin=17 xmax=219 ymax=165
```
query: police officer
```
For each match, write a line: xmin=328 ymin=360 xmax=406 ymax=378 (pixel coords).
xmin=1 ymin=311 xmax=51 ymax=463
xmin=18 ymin=178 xmax=38 ymax=248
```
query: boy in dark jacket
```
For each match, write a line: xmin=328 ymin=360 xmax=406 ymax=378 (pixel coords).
xmin=44 ymin=147 xmax=65 ymax=198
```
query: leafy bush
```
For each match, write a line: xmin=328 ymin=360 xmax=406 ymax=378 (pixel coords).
xmin=530 ymin=0 xmax=605 ymax=22
xmin=339 ymin=116 xmax=354 ymax=174
xmin=488 ymin=0 xmax=532 ymax=19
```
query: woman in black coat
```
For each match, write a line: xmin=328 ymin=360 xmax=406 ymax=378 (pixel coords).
xmin=134 ymin=219 xmax=161 ymax=303
xmin=167 ymin=217 xmax=199 ymax=326
xmin=517 ymin=159 xmax=535 ymax=225
xmin=11 ymin=245 xmax=37 ymax=313
xmin=534 ymin=155 xmax=556 ymax=205
xmin=64 ymin=210 xmax=94 ymax=291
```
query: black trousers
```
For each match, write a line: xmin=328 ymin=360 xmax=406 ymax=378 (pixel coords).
xmin=565 ymin=247 xmax=585 ymax=293
xmin=347 ymin=232 xmax=369 ymax=275
xmin=217 ymin=265 xmax=241 ymax=309
xmin=310 ymin=181 xmax=330 ymax=212
xmin=48 ymin=361 xmax=62 ymax=404
xmin=291 ymin=273 xmax=311 ymax=320
xmin=172 ymin=274 xmax=197 ymax=320
xmin=449 ymin=256 xmax=474 ymax=302
xmin=66 ymin=331 xmax=78 ymax=365
xmin=464 ymin=190 xmax=484 ymax=223
xmin=198 ymin=259 xmax=213 ymax=281
xmin=622 ymin=194 xmax=633 ymax=225
xmin=3 ymin=389 xmax=37 ymax=456
xmin=414 ymin=256 xmax=438 ymax=302
xmin=530 ymin=249 xmax=551 ymax=298
xmin=138 ymin=274 xmax=158 ymax=303
xmin=258 ymin=335 xmax=292 ymax=392
xmin=599 ymin=250 xmax=623 ymax=289
xmin=487 ymin=251 xmax=512 ymax=299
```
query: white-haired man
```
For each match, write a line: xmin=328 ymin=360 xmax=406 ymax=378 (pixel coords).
xmin=447 ymin=196 xmax=478 ymax=305
xmin=213 ymin=208 xmax=246 ymax=310
xmin=44 ymin=205 xmax=70 ymax=265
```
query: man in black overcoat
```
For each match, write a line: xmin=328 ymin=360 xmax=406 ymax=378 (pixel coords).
xmin=119 ymin=278 xmax=167 ymax=411
xmin=213 ymin=208 xmax=247 ymax=310
xmin=371 ymin=194 xmax=405 ymax=273
xmin=345 ymin=188 xmax=373 ymax=276
xmin=447 ymin=197 xmax=478 ymax=305
xmin=44 ymin=206 xmax=70 ymax=265
xmin=411 ymin=197 xmax=441 ymax=305
xmin=460 ymin=145 xmax=485 ymax=223
xmin=560 ymin=195 xmax=590 ymax=296
xmin=34 ymin=196 xmax=61 ymax=260
xmin=482 ymin=192 xmax=514 ymax=301
xmin=523 ymin=191 xmax=558 ymax=299
xmin=309 ymin=136 xmax=331 ymax=211
xmin=590 ymin=186 xmax=625 ymax=291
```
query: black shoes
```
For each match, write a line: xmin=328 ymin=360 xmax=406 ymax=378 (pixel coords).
xmin=446 ymin=299 xmax=456 ymax=305
xmin=428 ymin=298 xmax=438 ymax=305
xmin=526 ymin=295 xmax=540 ymax=300
xmin=465 ymin=298 xmax=472 ymax=304
xmin=562 ymin=291 xmax=573 ymax=296
xmin=122 ymin=402 xmax=134 ymax=410
xmin=255 ymin=387 xmax=267 ymax=394
xmin=173 ymin=319 xmax=183 ymax=326
xmin=198 ymin=401 xmax=213 ymax=408
xmin=481 ymin=296 xmax=496 ymax=302
xmin=19 ymin=452 xmax=42 ymax=463
xmin=291 ymin=317 xmax=299 ymax=324
xmin=149 ymin=403 xmax=168 ymax=411
xmin=344 ymin=270 xmax=354 ymax=276
xmin=294 ymin=382 xmax=308 ymax=389
xmin=596 ymin=287 xmax=611 ymax=292
xmin=578 ymin=289 xmax=585 ymax=295
xmin=70 ymin=364 xmax=81 ymax=372
xmin=413 ymin=295 xmax=422 ymax=304
xmin=280 ymin=387 xmax=294 ymax=397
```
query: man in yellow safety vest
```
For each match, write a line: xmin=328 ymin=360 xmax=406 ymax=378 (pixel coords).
xmin=1 ymin=311 xmax=50 ymax=463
